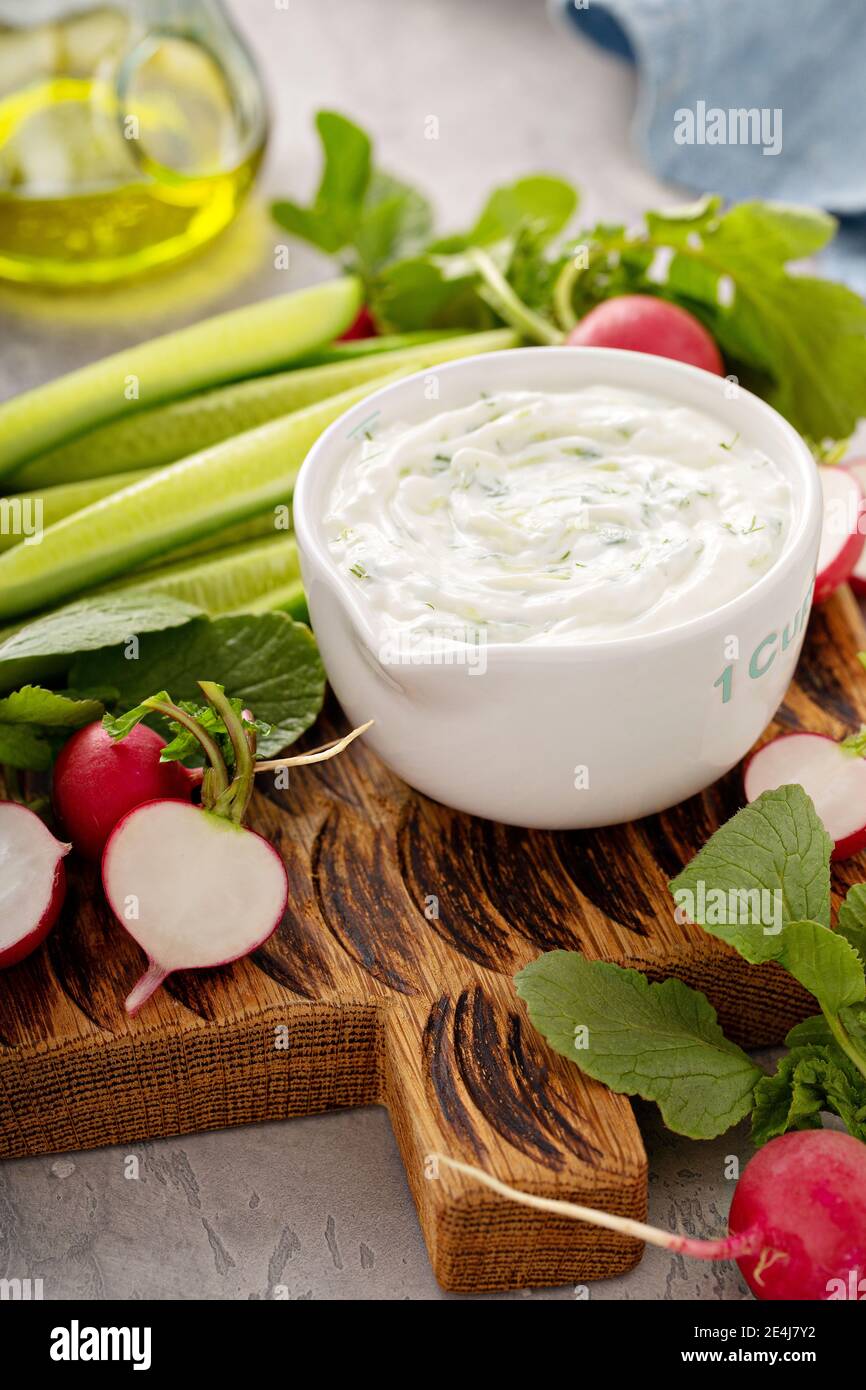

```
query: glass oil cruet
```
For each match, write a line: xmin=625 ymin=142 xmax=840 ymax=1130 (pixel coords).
xmin=0 ymin=0 xmax=268 ymax=284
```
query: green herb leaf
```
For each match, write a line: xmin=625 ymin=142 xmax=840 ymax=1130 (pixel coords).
xmin=271 ymin=111 xmax=433 ymax=277
xmin=71 ymin=613 xmax=324 ymax=757
xmin=0 ymin=685 xmax=103 ymax=728
xmin=0 ymin=594 xmax=201 ymax=694
xmin=839 ymin=1001 xmax=866 ymax=1048
xmin=515 ymin=950 xmax=762 ymax=1139
xmin=467 ymin=175 xmax=578 ymax=248
xmin=784 ymin=1014 xmax=834 ymax=1048
xmin=271 ymin=111 xmax=372 ymax=256
xmin=0 ymin=723 xmax=52 ymax=772
xmin=578 ymin=200 xmax=866 ymax=441
xmin=838 ymin=883 xmax=866 ymax=963
xmin=103 ymin=693 xmax=172 ymax=742
xmin=105 ymin=690 xmax=270 ymax=769
xmin=751 ymin=1044 xmax=866 ymax=1147
xmin=778 ymin=919 xmax=866 ymax=1013
xmin=160 ymin=698 xmax=270 ymax=766
xmin=669 ymin=784 xmax=832 ymax=962
xmin=0 ymin=685 xmax=104 ymax=771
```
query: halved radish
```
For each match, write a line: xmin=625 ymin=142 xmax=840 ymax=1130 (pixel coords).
xmin=103 ymin=799 xmax=289 ymax=1014
xmin=0 ymin=802 xmax=71 ymax=967
xmin=843 ymin=457 xmax=866 ymax=596
xmin=744 ymin=733 xmax=866 ymax=859
xmin=815 ymin=465 xmax=865 ymax=603
xmin=100 ymin=682 xmax=372 ymax=1013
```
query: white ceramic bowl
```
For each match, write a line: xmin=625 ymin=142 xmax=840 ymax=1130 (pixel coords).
xmin=294 ymin=347 xmax=821 ymax=829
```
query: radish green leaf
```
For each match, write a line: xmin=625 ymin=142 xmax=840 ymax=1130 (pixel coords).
xmin=669 ymin=784 xmax=832 ymax=961
xmin=515 ymin=950 xmax=762 ymax=1140
xmin=71 ymin=612 xmax=325 ymax=757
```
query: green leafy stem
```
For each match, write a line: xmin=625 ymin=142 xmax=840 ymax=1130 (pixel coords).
xmin=516 ymin=784 xmax=866 ymax=1145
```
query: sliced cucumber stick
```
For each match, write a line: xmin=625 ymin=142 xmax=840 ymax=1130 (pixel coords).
xmin=113 ymin=535 xmax=302 ymax=616
xmin=10 ymin=329 xmax=516 ymax=488
xmin=0 ymin=277 xmax=362 ymax=477
xmin=0 ymin=372 xmax=407 ymax=621
xmin=0 ymin=469 xmax=152 ymax=552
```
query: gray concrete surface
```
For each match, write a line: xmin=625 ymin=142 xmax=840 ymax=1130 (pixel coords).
xmin=0 ymin=0 xmax=840 ymax=1302
xmin=0 ymin=1099 xmax=756 ymax=1301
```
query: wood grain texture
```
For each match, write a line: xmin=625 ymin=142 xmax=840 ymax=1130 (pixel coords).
xmin=2 ymin=587 xmax=865 ymax=1292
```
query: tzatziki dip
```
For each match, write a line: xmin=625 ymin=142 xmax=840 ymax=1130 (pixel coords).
xmin=324 ymin=386 xmax=793 ymax=645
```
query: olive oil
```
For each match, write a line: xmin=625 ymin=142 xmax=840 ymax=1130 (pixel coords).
xmin=0 ymin=6 xmax=266 ymax=286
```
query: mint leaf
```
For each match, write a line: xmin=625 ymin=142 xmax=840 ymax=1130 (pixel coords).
xmin=468 ymin=175 xmax=578 ymax=248
xmin=314 ymin=111 xmax=371 ymax=212
xmin=0 ymin=685 xmax=104 ymax=771
xmin=0 ymin=593 xmax=201 ymax=694
xmin=271 ymin=111 xmax=372 ymax=256
xmin=70 ymin=613 xmax=324 ymax=757
xmin=752 ymin=1045 xmax=866 ymax=1147
xmin=778 ymin=920 xmax=866 ymax=1013
xmin=272 ymin=111 xmax=433 ymax=276
xmin=354 ymin=171 xmax=434 ymax=271
xmin=515 ymin=950 xmax=761 ymax=1139
xmin=838 ymin=884 xmax=866 ymax=964
xmin=669 ymin=785 xmax=832 ymax=962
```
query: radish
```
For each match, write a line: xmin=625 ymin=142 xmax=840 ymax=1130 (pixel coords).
xmin=103 ymin=799 xmax=289 ymax=1014
xmin=338 ymin=305 xmax=377 ymax=341
xmin=0 ymin=802 xmax=70 ymax=968
xmin=53 ymin=721 xmax=198 ymax=861
xmin=814 ymin=465 xmax=865 ymax=603
xmin=843 ymin=457 xmax=866 ymax=596
xmin=101 ymin=684 xmax=371 ymax=1013
xmin=433 ymin=1128 xmax=866 ymax=1300
xmin=565 ymin=295 xmax=724 ymax=375
xmin=743 ymin=735 xmax=866 ymax=860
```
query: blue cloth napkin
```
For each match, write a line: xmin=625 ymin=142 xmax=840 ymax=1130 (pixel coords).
xmin=559 ymin=0 xmax=866 ymax=292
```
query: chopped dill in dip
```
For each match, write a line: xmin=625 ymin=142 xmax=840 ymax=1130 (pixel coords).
xmin=325 ymin=387 xmax=793 ymax=644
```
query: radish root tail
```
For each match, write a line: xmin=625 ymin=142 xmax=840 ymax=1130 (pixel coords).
xmin=427 ymin=1152 xmax=763 ymax=1263
xmin=254 ymin=720 xmax=374 ymax=773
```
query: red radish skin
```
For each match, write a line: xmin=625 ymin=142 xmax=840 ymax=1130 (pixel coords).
xmin=0 ymin=802 xmax=70 ymax=968
xmin=434 ymin=1129 xmax=866 ymax=1300
xmin=744 ymin=734 xmax=866 ymax=859
xmin=814 ymin=465 xmax=865 ymax=603
xmin=338 ymin=306 xmax=377 ymax=341
xmin=843 ymin=457 xmax=866 ymax=596
xmin=565 ymin=296 xmax=724 ymax=375
xmin=54 ymin=721 xmax=197 ymax=860
xmin=729 ymin=1131 xmax=866 ymax=1300
xmin=102 ymin=798 xmax=288 ymax=1014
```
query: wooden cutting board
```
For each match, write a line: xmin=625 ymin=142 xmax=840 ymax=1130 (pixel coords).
xmin=2 ymin=586 xmax=865 ymax=1293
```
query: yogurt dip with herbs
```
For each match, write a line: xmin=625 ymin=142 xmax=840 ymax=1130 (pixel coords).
xmin=324 ymin=386 xmax=793 ymax=645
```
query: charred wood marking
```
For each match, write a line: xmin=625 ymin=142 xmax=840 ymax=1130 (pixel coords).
xmin=423 ymin=996 xmax=486 ymax=1161
xmin=311 ymin=806 xmax=419 ymax=995
xmin=446 ymin=987 xmax=603 ymax=1171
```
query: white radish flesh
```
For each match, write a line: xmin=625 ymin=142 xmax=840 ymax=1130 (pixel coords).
xmin=102 ymin=799 xmax=288 ymax=1013
xmin=744 ymin=733 xmax=866 ymax=859
xmin=843 ymin=457 xmax=866 ymax=595
xmin=0 ymin=802 xmax=70 ymax=967
xmin=815 ymin=465 xmax=865 ymax=603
